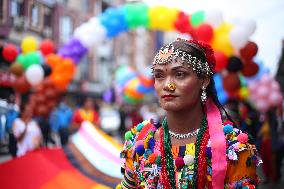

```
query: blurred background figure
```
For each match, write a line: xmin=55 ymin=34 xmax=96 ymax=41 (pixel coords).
xmin=258 ymin=107 xmax=284 ymax=184
xmin=12 ymin=104 xmax=42 ymax=157
xmin=49 ymin=96 xmax=73 ymax=146
xmin=5 ymin=96 xmax=19 ymax=157
xmin=72 ymin=97 xmax=100 ymax=131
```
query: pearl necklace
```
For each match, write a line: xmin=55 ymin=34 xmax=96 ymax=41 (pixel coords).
xmin=169 ymin=128 xmax=199 ymax=140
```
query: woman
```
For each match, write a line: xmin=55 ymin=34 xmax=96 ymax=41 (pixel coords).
xmin=118 ymin=39 xmax=261 ymax=189
xmin=12 ymin=104 xmax=42 ymax=157
xmin=72 ymin=97 xmax=100 ymax=129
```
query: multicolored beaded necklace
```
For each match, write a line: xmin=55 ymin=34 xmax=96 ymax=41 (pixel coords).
xmin=161 ymin=116 xmax=208 ymax=189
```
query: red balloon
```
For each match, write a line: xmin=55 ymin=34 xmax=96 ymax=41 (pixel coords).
xmin=195 ymin=23 xmax=214 ymax=43
xmin=35 ymin=93 xmax=46 ymax=103
xmin=240 ymin=41 xmax=258 ymax=60
xmin=13 ymin=76 xmax=31 ymax=93
xmin=174 ymin=12 xmax=194 ymax=35
xmin=241 ymin=60 xmax=259 ymax=77
xmin=2 ymin=44 xmax=18 ymax=62
xmin=45 ymin=87 xmax=58 ymax=99
xmin=214 ymin=51 xmax=228 ymax=72
xmin=40 ymin=39 xmax=55 ymax=56
xmin=35 ymin=104 xmax=49 ymax=117
xmin=47 ymin=100 xmax=57 ymax=110
xmin=222 ymin=73 xmax=241 ymax=93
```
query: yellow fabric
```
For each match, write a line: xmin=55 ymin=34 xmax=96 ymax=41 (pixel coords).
xmin=79 ymin=109 xmax=94 ymax=122
xmin=259 ymin=121 xmax=271 ymax=140
xmin=225 ymin=149 xmax=257 ymax=183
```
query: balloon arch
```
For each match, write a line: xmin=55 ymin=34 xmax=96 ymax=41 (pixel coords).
xmin=4 ymin=2 xmax=282 ymax=116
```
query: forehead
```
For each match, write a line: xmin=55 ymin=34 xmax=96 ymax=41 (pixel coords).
xmin=152 ymin=60 xmax=191 ymax=71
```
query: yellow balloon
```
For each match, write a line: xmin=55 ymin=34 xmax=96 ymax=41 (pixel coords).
xmin=21 ymin=36 xmax=38 ymax=54
xmin=211 ymin=23 xmax=234 ymax=56
xmin=148 ymin=6 xmax=178 ymax=31
xmin=215 ymin=22 xmax=234 ymax=34
xmin=239 ymin=87 xmax=249 ymax=99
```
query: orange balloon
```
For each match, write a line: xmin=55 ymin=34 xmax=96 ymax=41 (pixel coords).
xmin=46 ymin=54 xmax=62 ymax=69
xmin=124 ymin=87 xmax=144 ymax=99
xmin=10 ymin=63 xmax=24 ymax=77
xmin=50 ymin=74 xmax=69 ymax=91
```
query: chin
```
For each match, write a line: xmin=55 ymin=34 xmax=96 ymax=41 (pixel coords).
xmin=160 ymin=101 xmax=182 ymax=112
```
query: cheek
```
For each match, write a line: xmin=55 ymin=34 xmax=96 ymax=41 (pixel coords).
xmin=178 ymin=80 xmax=201 ymax=99
xmin=154 ymin=81 xmax=162 ymax=95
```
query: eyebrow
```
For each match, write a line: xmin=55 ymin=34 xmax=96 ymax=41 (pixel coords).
xmin=153 ymin=66 xmax=188 ymax=72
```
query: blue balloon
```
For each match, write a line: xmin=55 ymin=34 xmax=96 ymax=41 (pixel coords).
xmin=213 ymin=74 xmax=223 ymax=89
xmin=99 ymin=7 xmax=128 ymax=38
xmin=117 ymin=72 xmax=136 ymax=87
xmin=213 ymin=73 xmax=228 ymax=104
xmin=137 ymin=84 xmax=154 ymax=94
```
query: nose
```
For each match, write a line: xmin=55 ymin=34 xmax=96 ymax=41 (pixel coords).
xmin=162 ymin=78 xmax=176 ymax=92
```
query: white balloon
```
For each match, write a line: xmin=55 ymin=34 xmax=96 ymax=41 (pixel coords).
xmin=230 ymin=18 xmax=256 ymax=37
xmin=229 ymin=27 xmax=249 ymax=50
xmin=205 ymin=10 xmax=223 ymax=28
xmin=25 ymin=64 xmax=44 ymax=86
xmin=74 ymin=18 xmax=107 ymax=48
xmin=241 ymin=19 xmax=256 ymax=36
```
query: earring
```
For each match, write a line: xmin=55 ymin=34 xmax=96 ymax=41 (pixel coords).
xmin=167 ymin=83 xmax=176 ymax=91
xmin=201 ymin=86 xmax=207 ymax=103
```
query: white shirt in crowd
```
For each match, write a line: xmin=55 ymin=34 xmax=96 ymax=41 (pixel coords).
xmin=13 ymin=118 xmax=42 ymax=156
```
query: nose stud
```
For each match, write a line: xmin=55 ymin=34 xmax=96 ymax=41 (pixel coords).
xmin=167 ymin=83 xmax=176 ymax=91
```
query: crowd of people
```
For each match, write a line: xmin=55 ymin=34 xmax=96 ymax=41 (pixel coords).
xmin=0 ymin=95 xmax=164 ymax=156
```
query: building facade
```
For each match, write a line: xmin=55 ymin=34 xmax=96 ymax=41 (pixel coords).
xmin=0 ymin=0 xmax=158 ymax=97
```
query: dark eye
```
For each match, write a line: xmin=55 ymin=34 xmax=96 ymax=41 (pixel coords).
xmin=176 ymin=71 xmax=185 ymax=78
xmin=153 ymin=72 xmax=164 ymax=79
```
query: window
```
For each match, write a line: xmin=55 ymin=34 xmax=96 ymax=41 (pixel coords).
xmin=0 ymin=0 xmax=5 ymax=22
xmin=31 ymin=3 xmax=40 ymax=28
xmin=10 ymin=0 xmax=24 ymax=17
xmin=82 ymin=0 xmax=89 ymax=12
xmin=60 ymin=16 xmax=73 ymax=42
xmin=43 ymin=7 xmax=51 ymax=27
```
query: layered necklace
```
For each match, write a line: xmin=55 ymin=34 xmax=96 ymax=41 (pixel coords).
xmin=160 ymin=116 xmax=208 ymax=189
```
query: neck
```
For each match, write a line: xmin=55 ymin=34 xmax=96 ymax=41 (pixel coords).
xmin=166 ymin=102 xmax=204 ymax=134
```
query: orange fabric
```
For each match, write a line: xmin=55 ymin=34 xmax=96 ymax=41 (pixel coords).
xmin=41 ymin=170 xmax=95 ymax=189
xmin=171 ymin=145 xmax=179 ymax=159
xmin=73 ymin=109 xmax=100 ymax=125
xmin=225 ymin=150 xmax=257 ymax=183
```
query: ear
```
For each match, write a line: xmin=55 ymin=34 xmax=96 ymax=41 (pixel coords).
xmin=201 ymin=75 xmax=210 ymax=89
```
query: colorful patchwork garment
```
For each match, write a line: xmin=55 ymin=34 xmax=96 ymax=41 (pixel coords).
xmin=117 ymin=120 xmax=261 ymax=189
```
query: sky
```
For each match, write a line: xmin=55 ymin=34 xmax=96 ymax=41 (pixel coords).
xmin=142 ymin=0 xmax=284 ymax=75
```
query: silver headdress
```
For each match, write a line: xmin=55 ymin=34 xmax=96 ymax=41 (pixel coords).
xmin=152 ymin=43 xmax=213 ymax=75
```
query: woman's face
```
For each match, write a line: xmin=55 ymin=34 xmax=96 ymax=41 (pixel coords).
xmin=153 ymin=60 xmax=204 ymax=112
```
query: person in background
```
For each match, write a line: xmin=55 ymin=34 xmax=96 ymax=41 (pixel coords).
xmin=72 ymin=97 xmax=100 ymax=130
xmin=49 ymin=96 xmax=73 ymax=146
xmin=5 ymin=96 xmax=19 ymax=157
xmin=12 ymin=104 xmax=42 ymax=157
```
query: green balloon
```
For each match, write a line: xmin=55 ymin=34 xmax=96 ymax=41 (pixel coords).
xmin=123 ymin=94 xmax=143 ymax=104
xmin=190 ymin=10 xmax=205 ymax=27
xmin=22 ymin=52 xmax=40 ymax=70
xmin=16 ymin=54 xmax=25 ymax=64
xmin=124 ymin=2 xmax=149 ymax=29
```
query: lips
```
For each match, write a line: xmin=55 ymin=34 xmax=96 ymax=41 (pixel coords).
xmin=161 ymin=94 xmax=178 ymax=99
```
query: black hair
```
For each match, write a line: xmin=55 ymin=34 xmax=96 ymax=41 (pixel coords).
xmin=170 ymin=40 xmax=236 ymax=125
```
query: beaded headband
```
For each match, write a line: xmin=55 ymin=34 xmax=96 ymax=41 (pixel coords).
xmin=152 ymin=39 xmax=215 ymax=75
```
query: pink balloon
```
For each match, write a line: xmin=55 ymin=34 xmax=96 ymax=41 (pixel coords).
xmin=269 ymin=92 xmax=283 ymax=107
xmin=271 ymin=81 xmax=280 ymax=92
xmin=256 ymin=85 xmax=269 ymax=99
xmin=255 ymin=100 xmax=269 ymax=113
xmin=248 ymin=82 xmax=258 ymax=96
xmin=260 ymin=74 xmax=272 ymax=85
